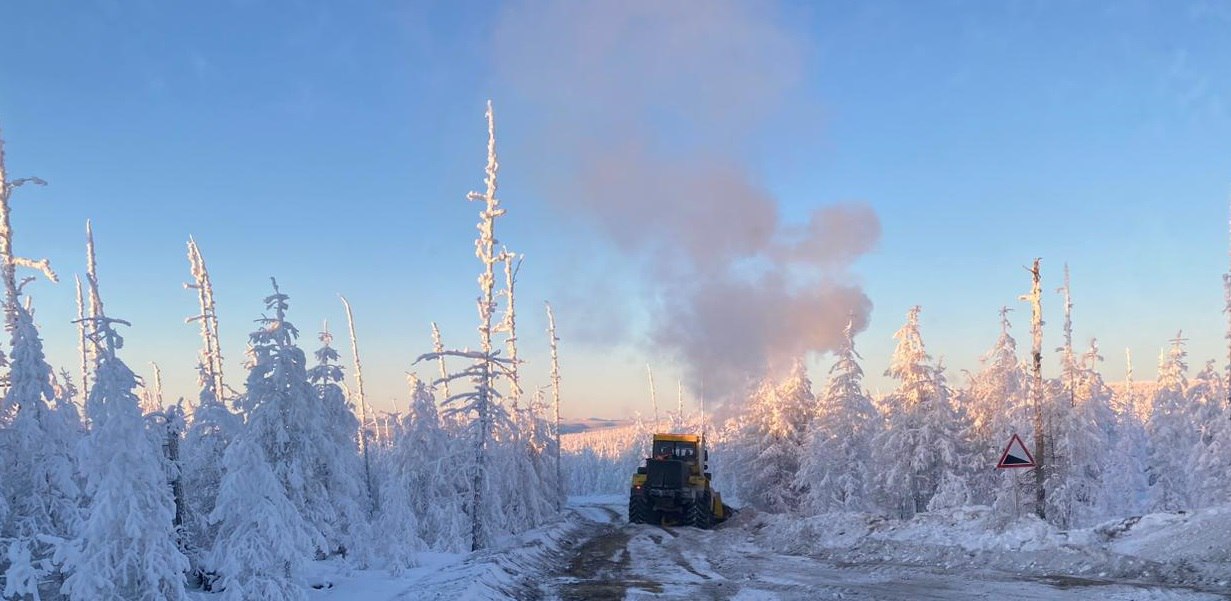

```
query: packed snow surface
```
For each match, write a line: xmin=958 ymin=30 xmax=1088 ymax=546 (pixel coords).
xmin=200 ymin=496 xmax=1229 ymax=600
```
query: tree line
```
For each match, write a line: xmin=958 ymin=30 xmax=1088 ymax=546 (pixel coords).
xmin=0 ymin=103 xmax=564 ymax=601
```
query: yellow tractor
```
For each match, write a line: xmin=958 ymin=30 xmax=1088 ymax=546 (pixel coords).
xmin=628 ymin=433 xmax=731 ymax=528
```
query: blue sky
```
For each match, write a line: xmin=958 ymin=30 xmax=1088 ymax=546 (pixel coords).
xmin=1 ymin=1 xmax=1229 ymax=418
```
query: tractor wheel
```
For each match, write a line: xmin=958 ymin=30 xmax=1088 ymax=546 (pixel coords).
xmin=628 ymin=492 xmax=650 ymax=524
xmin=686 ymin=496 xmax=713 ymax=529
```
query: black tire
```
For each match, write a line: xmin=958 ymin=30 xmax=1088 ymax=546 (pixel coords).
xmin=628 ymin=492 xmax=650 ymax=524
xmin=686 ymin=495 xmax=713 ymax=529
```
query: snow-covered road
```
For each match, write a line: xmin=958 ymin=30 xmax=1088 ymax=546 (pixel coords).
xmin=541 ymin=500 xmax=1225 ymax=601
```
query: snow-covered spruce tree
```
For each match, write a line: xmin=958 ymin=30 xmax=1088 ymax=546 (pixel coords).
xmin=1192 ymin=360 xmax=1231 ymax=506
xmin=59 ymin=243 xmax=188 ymax=600
xmin=208 ymin=428 xmax=314 ymax=601
xmin=796 ymin=318 xmax=879 ymax=514
xmin=872 ymin=306 xmax=971 ymax=518
xmin=1104 ymin=349 xmax=1150 ymax=518
xmin=1044 ymin=267 xmax=1080 ymax=522
xmin=383 ymin=375 xmax=467 ymax=553
xmin=1041 ymin=270 xmax=1117 ymax=527
xmin=1047 ymin=340 xmax=1117 ymax=528
xmin=179 ymin=363 xmax=241 ymax=577
xmin=416 ymin=101 xmax=518 ymax=551
xmin=237 ymin=279 xmax=366 ymax=559
xmin=924 ymin=364 xmax=976 ymax=512
xmin=2 ymin=305 xmax=84 ymax=600
xmin=374 ymin=376 xmax=429 ymax=572
xmin=485 ymin=251 xmax=555 ymax=535
xmin=305 ymin=324 xmax=371 ymax=561
xmin=0 ymin=133 xmax=82 ymax=600
xmin=729 ymin=359 xmax=814 ymax=513
xmin=1198 ymin=202 xmax=1231 ymax=508
xmin=964 ymin=308 xmax=1030 ymax=508
xmin=507 ymin=387 xmax=558 ymax=528
xmin=1187 ymin=360 xmax=1225 ymax=449
xmin=1145 ymin=332 xmax=1195 ymax=511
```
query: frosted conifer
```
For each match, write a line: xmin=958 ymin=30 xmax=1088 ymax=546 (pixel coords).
xmin=1047 ymin=340 xmax=1117 ymax=527
xmin=797 ymin=318 xmax=879 ymax=513
xmin=964 ymin=308 xmax=1029 ymax=507
xmin=208 ymin=432 xmax=314 ymax=601
xmin=180 ymin=363 xmax=241 ymax=576
xmin=1145 ymin=332 xmax=1194 ymax=511
xmin=306 ymin=324 xmax=371 ymax=560
xmin=730 ymin=360 xmax=813 ymax=512
xmin=872 ymin=306 xmax=969 ymax=517
xmin=59 ymin=231 xmax=187 ymax=600
xmin=239 ymin=279 xmax=367 ymax=559
xmin=0 ymin=135 xmax=80 ymax=598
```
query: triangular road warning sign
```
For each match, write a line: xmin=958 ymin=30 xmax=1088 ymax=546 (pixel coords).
xmin=996 ymin=433 xmax=1036 ymax=469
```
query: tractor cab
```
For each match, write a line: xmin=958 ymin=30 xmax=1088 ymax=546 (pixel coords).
xmin=651 ymin=437 xmax=700 ymax=463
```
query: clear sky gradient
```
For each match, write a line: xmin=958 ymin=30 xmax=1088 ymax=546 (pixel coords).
xmin=1 ymin=1 xmax=1229 ymax=418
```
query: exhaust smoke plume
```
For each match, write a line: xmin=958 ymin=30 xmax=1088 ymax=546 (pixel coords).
xmin=494 ymin=0 xmax=880 ymax=401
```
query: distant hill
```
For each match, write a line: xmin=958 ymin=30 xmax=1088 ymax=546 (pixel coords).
xmin=559 ymin=417 xmax=632 ymax=435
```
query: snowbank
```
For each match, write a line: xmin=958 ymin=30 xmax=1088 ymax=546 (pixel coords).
xmin=388 ymin=498 xmax=622 ymax=600
xmin=750 ymin=504 xmax=1231 ymax=592
xmin=187 ymin=499 xmax=623 ymax=601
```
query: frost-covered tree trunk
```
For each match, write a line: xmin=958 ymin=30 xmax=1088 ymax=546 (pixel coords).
xmin=418 ymin=101 xmax=511 ymax=551
xmin=1019 ymin=259 xmax=1047 ymax=519
xmin=0 ymin=132 xmax=54 ymax=333
xmin=185 ymin=237 xmax=225 ymax=403
xmin=677 ymin=380 xmax=684 ymax=421
xmin=647 ymin=364 xmax=658 ymax=428
xmin=1224 ymin=200 xmax=1231 ymax=406
xmin=74 ymin=275 xmax=91 ymax=402
xmin=430 ymin=322 xmax=450 ymax=401
xmin=60 ymin=229 xmax=188 ymax=601
xmin=340 ymin=296 xmax=375 ymax=504
xmin=546 ymin=302 xmax=564 ymax=511
xmin=498 ymin=254 xmax=523 ymax=409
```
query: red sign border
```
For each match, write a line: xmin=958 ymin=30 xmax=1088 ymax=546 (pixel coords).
xmin=996 ymin=433 xmax=1036 ymax=469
